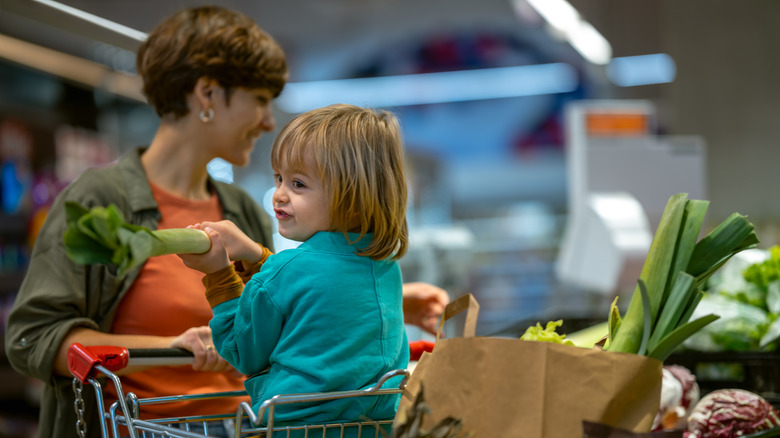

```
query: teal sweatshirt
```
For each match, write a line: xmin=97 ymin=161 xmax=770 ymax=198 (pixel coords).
xmin=209 ymin=231 xmax=409 ymax=432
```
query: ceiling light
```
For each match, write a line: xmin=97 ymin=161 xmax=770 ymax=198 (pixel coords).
xmin=516 ymin=0 xmax=612 ymax=65
xmin=276 ymin=63 xmax=579 ymax=113
xmin=0 ymin=33 xmax=144 ymax=101
xmin=607 ymin=53 xmax=676 ymax=87
xmin=3 ymin=0 xmax=146 ymax=50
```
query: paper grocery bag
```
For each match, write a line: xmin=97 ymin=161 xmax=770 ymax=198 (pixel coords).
xmin=396 ymin=294 xmax=663 ymax=438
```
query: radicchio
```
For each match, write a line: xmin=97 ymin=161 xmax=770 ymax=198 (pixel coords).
xmin=686 ymin=389 xmax=780 ymax=437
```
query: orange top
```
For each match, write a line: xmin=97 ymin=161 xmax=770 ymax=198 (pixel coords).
xmin=106 ymin=182 xmax=248 ymax=418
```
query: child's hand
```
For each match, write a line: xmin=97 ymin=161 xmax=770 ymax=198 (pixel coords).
xmin=178 ymin=227 xmax=230 ymax=274
xmin=195 ymin=220 xmax=268 ymax=264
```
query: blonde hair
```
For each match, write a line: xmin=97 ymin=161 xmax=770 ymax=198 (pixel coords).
xmin=271 ymin=104 xmax=408 ymax=260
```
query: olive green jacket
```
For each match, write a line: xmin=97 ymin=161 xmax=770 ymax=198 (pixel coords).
xmin=4 ymin=148 xmax=274 ymax=438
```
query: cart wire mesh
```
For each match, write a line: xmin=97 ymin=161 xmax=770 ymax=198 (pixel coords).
xmin=68 ymin=343 xmax=411 ymax=438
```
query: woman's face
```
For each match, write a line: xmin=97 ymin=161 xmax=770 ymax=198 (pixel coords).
xmin=272 ymin=154 xmax=331 ymax=242
xmin=210 ymin=86 xmax=275 ymax=167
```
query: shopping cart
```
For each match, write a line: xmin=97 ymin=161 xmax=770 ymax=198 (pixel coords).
xmin=67 ymin=343 xmax=416 ymax=438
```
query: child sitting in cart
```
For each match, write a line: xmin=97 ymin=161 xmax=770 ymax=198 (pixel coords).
xmin=179 ymin=103 xmax=410 ymax=435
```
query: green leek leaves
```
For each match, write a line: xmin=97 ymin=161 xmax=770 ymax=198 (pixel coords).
xmin=605 ymin=193 xmax=759 ymax=361
xmin=63 ymin=202 xmax=211 ymax=279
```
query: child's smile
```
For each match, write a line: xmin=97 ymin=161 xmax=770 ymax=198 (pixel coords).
xmin=272 ymin=156 xmax=332 ymax=242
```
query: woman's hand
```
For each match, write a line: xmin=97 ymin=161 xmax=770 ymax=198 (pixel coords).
xmin=402 ymin=282 xmax=450 ymax=335
xmin=169 ymin=326 xmax=234 ymax=373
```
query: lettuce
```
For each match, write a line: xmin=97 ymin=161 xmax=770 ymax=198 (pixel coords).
xmin=520 ymin=320 xmax=574 ymax=346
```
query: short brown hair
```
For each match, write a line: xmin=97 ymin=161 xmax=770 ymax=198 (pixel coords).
xmin=137 ymin=6 xmax=287 ymax=117
xmin=271 ymin=104 xmax=409 ymax=260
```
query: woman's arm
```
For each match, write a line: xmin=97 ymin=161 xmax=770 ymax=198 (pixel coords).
xmin=54 ymin=326 xmax=234 ymax=376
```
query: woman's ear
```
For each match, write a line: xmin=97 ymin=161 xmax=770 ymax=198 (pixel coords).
xmin=192 ymin=77 xmax=216 ymax=109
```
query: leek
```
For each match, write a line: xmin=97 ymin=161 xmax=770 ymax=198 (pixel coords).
xmin=607 ymin=296 xmax=622 ymax=345
xmin=566 ymin=321 xmax=610 ymax=349
xmin=605 ymin=193 xmax=759 ymax=361
xmin=63 ymin=201 xmax=211 ymax=279
xmin=637 ymin=279 xmax=653 ymax=356
xmin=646 ymin=272 xmax=696 ymax=352
xmin=606 ymin=193 xmax=688 ymax=355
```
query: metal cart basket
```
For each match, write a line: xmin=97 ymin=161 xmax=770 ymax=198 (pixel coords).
xmin=67 ymin=343 xmax=410 ymax=438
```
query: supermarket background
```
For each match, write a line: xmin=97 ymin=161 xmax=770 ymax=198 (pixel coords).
xmin=1 ymin=0 xmax=780 ymax=435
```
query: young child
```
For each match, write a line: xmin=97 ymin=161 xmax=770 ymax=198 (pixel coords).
xmin=179 ymin=103 xmax=410 ymax=433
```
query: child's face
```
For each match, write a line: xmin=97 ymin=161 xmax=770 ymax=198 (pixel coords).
xmin=272 ymin=154 xmax=331 ymax=242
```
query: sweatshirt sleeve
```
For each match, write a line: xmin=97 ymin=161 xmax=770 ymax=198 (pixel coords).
xmin=209 ymin=276 xmax=284 ymax=376
xmin=202 ymin=265 xmax=244 ymax=307
xmin=233 ymin=244 xmax=274 ymax=284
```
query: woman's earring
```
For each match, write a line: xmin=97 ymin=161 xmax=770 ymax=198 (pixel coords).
xmin=199 ymin=108 xmax=214 ymax=123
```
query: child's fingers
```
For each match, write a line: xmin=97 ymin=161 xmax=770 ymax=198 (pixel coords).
xmin=204 ymin=227 xmax=223 ymax=246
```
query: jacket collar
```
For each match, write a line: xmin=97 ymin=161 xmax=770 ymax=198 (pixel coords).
xmin=118 ymin=148 xmax=157 ymax=213
xmin=300 ymin=231 xmax=374 ymax=254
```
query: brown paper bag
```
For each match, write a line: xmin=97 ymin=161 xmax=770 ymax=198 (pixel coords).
xmin=396 ymin=294 xmax=662 ymax=437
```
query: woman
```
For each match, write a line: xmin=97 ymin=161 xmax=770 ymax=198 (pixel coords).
xmin=4 ymin=6 xmax=447 ymax=438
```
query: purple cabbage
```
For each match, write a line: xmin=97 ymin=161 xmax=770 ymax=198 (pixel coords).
xmin=686 ymin=389 xmax=780 ymax=437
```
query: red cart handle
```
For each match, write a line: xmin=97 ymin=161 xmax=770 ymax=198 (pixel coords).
xmin=408 ymin=340 xmax=435 ymax=361
xmin=68 ymin=340 xmax=434 ymax=382
xmin=68 ymin=343 xmax=130 ymax=383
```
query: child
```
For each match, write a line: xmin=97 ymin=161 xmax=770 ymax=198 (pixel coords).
xmin=179 ymin=104 xmax=410 ymax=433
